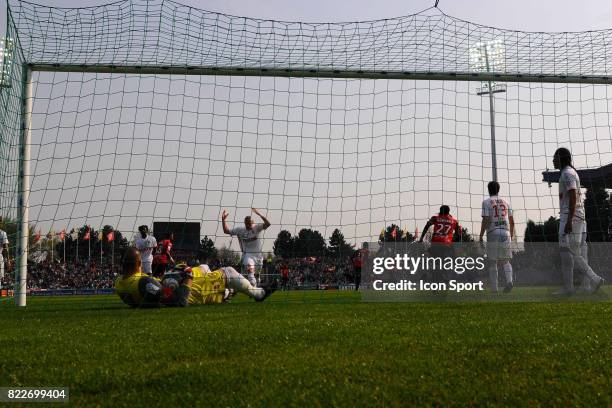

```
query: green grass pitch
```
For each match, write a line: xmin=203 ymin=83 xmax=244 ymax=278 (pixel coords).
xmin=1 ymin=290 xmax=612 ymax=406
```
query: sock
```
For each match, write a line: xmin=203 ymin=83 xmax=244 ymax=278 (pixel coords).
xmin=580 ymin=241 xmax=589 ymax=263
xmin=247 ymin=273 xmax=257 ymax=288
xmin=224 ymin=267 xmax=264 ymax=300
xmin=503 ymin=262 xmax=513 ymax=285
xmin=580 ymin=274 xmax=592 ymax=290
xmin=560 ymin=250 xmax=575 ymax=291
xmin=489 ymin=264 xmax=498 ymax=292
xmin=573 ymin=255 xmax=601 ymax=284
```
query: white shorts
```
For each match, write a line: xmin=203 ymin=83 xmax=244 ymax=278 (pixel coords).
xmin=242 ymin=255 xmax=263 ymax=274
xmin=0 ymin=259 xmax=4 ymax=279
xmin=486 ymin=230 xmax=512 ymax=261
xmin=559 ymin=217 xmax=587 ymax=255
xmin=142 ymin=260 xmax=153 ymax=275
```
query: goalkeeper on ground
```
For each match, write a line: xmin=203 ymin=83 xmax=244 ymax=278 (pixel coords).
xmin=114 ymin=248 xmax=163 ymax=308
xmin=115 ymin=248 xmax=277 ymax=307
xmin=160 ymin=263 xmax=277 ymax=307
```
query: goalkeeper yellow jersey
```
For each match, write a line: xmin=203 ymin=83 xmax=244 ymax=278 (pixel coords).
xmin=114 ymin=271 xmax=148 ymax=306
xmin=187 ymin=269 xmax=226 ymax=305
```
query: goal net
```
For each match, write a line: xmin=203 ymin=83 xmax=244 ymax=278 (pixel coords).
xmin=2 ymin=0 xmax=612 ymax=304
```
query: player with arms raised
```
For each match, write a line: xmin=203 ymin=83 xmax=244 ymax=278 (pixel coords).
xmin=479 ymin=181 xmax=515 ymax=293
xmin=222 ymin=208 xmax=271 ymax=287
xmin=553 ymin=147 xmax=604 ymax=295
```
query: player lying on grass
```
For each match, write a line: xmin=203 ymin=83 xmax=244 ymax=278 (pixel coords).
xmin=479 ymin=181 xmax=515 ymax=294
xmin=160 ymin=262 xmax=277 ymax=306
xmin=114 ymin=248 xmax=163 ymax=308
xmin=553 ymin=147 xmax=605 ymax=295
xmin=114 ymin=248 xmax=276 ymax=308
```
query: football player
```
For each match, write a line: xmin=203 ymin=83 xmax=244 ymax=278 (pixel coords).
xmin=553 ymin=147 xmax=604 ymax=295
xmin=479 ymin=181 xmax=515 ymax=293
xmin=160 ymin=263 xmax=277 ymax=307
xmin=134 ymin=225 xmax=157 ymax=275
xmin=152 ymin=232 xmax=175 ymax=278
xmin=419 ymin=205 xmax=461 ymax=281
xmin=222 ymin=208 xmax=271 ymax=287
xmin=115 ymin=247 xmax=163 ymax=308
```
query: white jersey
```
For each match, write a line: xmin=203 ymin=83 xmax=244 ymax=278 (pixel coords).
xmin=559 ymin=166 xmax=585 ymax=220
xmin=482 ymin=196 xmax=513 ymax=235
xmin=229 ymin=224 xmax=265 ymax=258
xmin=0 ymin=229 xmax=7 ymax=261
xmin=135 ymin=235 xmax=157 ymax=263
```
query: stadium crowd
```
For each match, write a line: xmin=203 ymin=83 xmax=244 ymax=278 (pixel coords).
xmin=1 ymin=260 xmax=117 ymax=290
xmin=0 ymin=254 xmax=360 ymax=290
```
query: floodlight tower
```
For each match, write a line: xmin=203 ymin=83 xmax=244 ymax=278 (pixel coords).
xmin=470 ymin=40 xmax=506 ymax=182
xmin=0 ymin=37 xmax=14 ymax=87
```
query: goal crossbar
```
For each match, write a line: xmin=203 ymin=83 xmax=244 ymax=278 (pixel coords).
xmin=29 ymin=64 xmax=612 ymax=85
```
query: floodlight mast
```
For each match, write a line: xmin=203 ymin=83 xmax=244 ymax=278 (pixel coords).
xmin=471 ymin=41 xmax=506 ymax=183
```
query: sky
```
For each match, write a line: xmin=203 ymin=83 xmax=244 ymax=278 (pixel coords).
xmin=5 ymin=0 xmax=612 ymax=31
xmin=2 ymin=0 xmax=612 ymax=253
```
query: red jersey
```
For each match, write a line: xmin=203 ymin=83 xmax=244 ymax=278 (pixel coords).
xmin=280 ymin=266 xmax=289 ymax=278
xmin=353 ymin=249 xmax=367 ymax=268
xmin=153 ymin=239 xmax=173 ymax=264
xmin=429 ymin=214 xmax=458 ymax=245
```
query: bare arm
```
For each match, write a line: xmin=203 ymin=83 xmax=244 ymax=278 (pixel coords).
xmin=222 ymin=210 xmax=231 ymax=235
xmin=479 ymin=217 xmax=490 ymax=241
xmin=419 ymin=220 xmax=432 ymax=242
xmin=252 ymin=208 xmax=271 ymax=229
xmin=509 ymin=215 xmax=515 ymax=239
xmin=565 ymin=189 xmax=577 ymax=233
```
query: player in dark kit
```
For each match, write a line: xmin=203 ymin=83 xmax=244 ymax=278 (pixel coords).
xmin=419 ymin=205 xmax=461 ymax=282
xmin=152 ymin=232 xmax=175 ymax=278
xmin=351 ymin=243 xmax=369 ymax=291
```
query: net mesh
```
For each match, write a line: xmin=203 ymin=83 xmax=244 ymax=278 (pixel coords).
xmin=10 ymin=0 xmax=612 ymax=77
xmin=1 ymin=0 xmax=612 ymax=296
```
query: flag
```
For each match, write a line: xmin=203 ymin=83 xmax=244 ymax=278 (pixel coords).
xmin=380 ymin=228 xmax=385 ymax=237
xmin=106 ymin=231 xmax=114 ymax=242
xmin=391 ymin=227 xmax=397 ymax=239
xmin=98 ymin=230 xmax=103 ymax=241
xmin=47 ymin=229 xmax=55 ymax=240
xmin=70 ymin=230 xmax=78 ymax=240
xmin=414 ymin=228 xmax=419 ymax=240
xmin=33 ymin=230 xmax=41 ymax=243
xmin=58 ymin=230 xmax=65 ymax=241
xmin=83 ymin=229 xmax=90 ymax=241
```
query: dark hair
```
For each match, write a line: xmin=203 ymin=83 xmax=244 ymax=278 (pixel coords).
xmin=488 ymin=181 xmax=500 ymax=196
xmin=138 ymin=225 xmax=148 ymax=237
xmin=244 ymin=216 xmax=252 ymax=223
xmin=439 ymin=205 xmax=450 ymax=215
xmin=554 ymin=147 xmax=574 ymax=169
xmin=121 ymin=247 xmax=142 ymax=277
xmin=165 ymin=232 xmax=173 ymax=239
